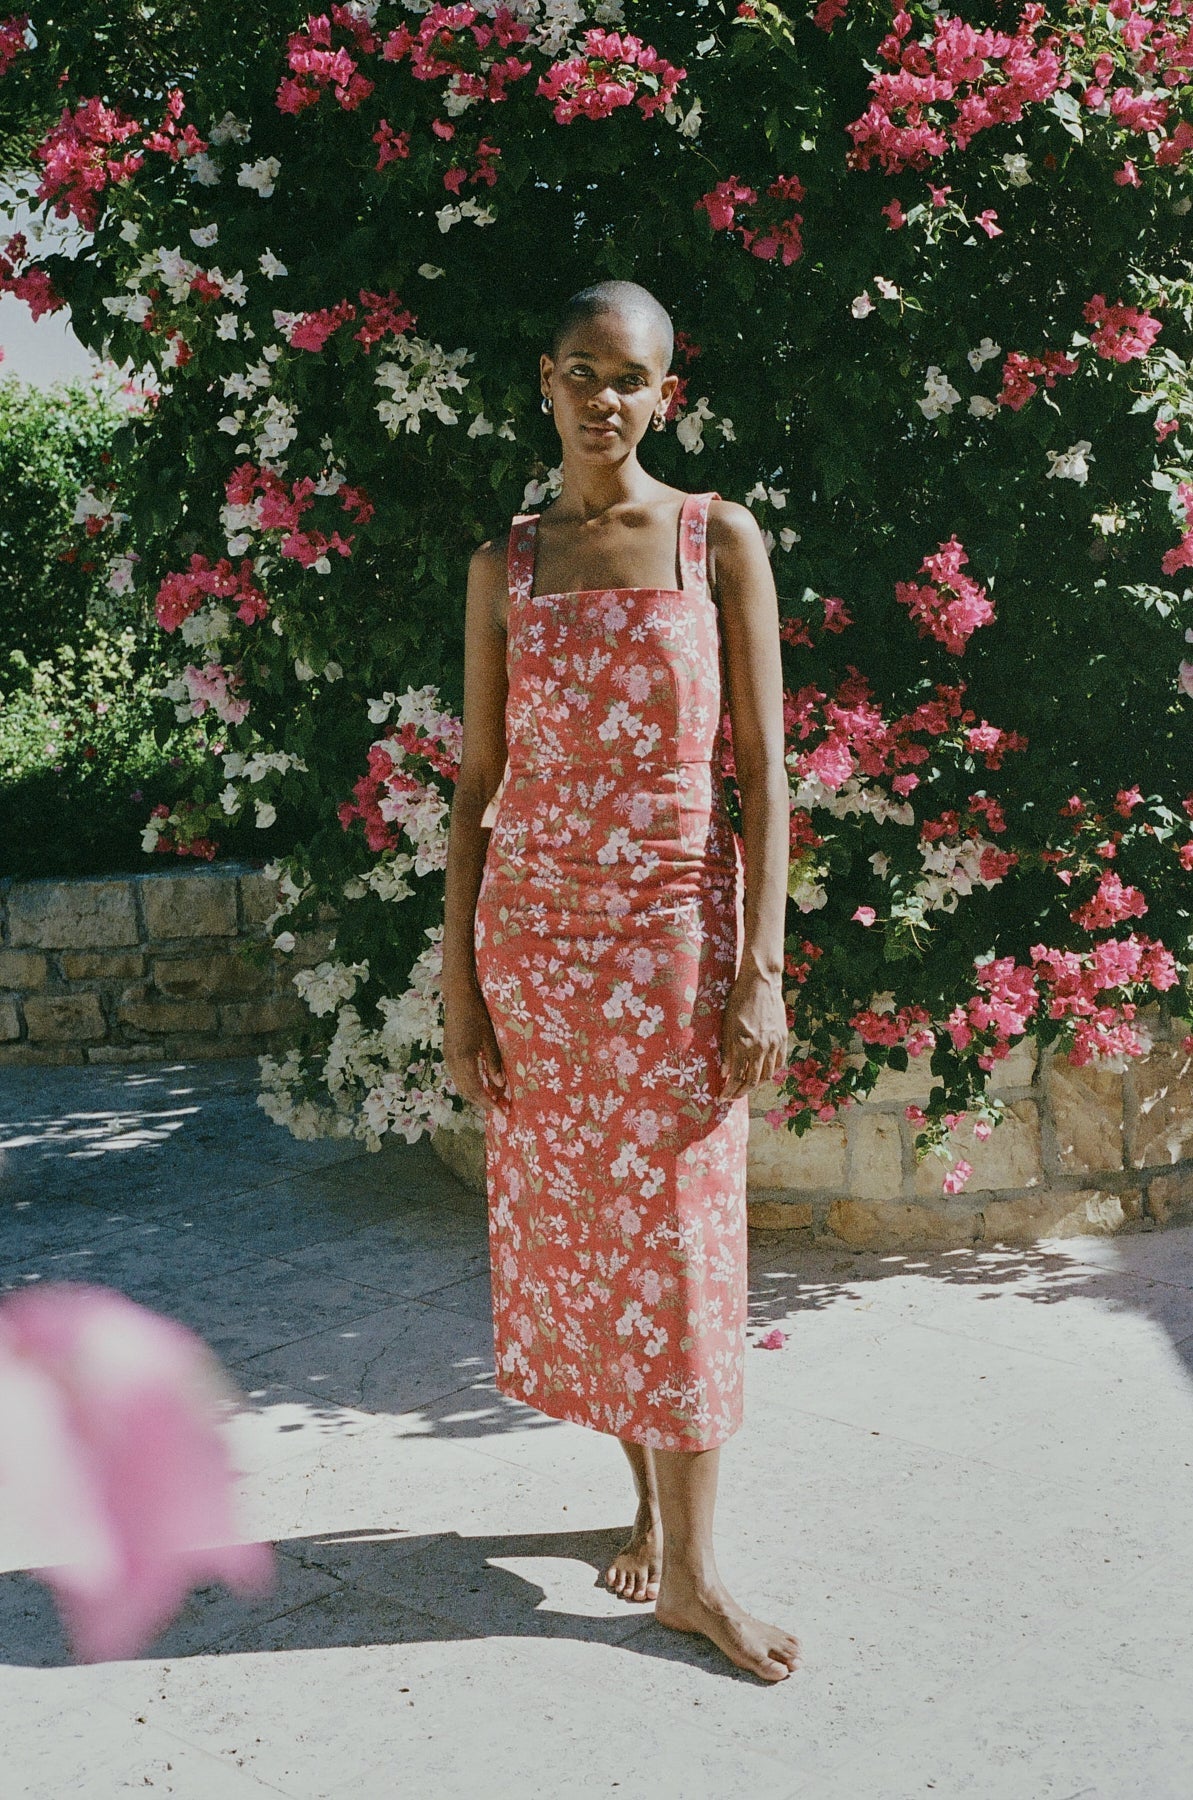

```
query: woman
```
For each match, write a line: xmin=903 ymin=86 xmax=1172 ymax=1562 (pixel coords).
xmin=441 ymin=279 xmax=798 ymax=1682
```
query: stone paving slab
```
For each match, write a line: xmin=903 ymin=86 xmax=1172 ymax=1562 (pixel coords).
xmin=2 ymin=1058 xmax=1193 ymax=1799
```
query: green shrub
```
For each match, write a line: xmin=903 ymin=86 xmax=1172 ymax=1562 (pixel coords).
xmin=0 ymin=374 xmax=130 ymax=663
xmin=0 ymin=626 xmax=300 ymax=877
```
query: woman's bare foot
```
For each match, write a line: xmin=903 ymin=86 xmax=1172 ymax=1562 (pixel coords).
xmin=655 ymin=1570 xmax=800 ymax=1682
xmin=603 ymin=1500 xmax=663 ymax=1602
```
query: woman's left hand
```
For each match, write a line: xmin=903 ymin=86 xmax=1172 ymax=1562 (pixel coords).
xmin=719 ymin=967 xmax=790 ymax=1100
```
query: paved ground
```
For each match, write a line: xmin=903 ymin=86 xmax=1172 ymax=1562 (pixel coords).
xmin=2 ymin=1057 xmax=1193 ymax=1800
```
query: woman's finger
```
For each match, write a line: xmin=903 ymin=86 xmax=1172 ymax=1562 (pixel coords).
xmin=447 ymin=1054 xmax=492 ymax=1112
xmin=722 ymin=1051 xmax=752 ymax=1100
xmin=477 ymin=1049 xmax=510 ymax=1109
xmin=481 ymin=1041 xmax=507 ymax=1090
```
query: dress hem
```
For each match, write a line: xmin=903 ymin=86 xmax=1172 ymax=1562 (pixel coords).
xmin=492 ymin=1366 xmax=743 ymax=1454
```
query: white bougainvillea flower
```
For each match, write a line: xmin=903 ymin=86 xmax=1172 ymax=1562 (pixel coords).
xmin=660 ymin=92 xmax=703 ymax=139
xmin=1045 ymin=440 xmax=1094 ymax=484
xmin=107 ymin=550 xmax=140 ymax=595
xmin=969 ymin=394 xmax=998 ymax=418
xmin=237 ymin=157 xmax=280 ymax=198
xmin=919 ymin=366 xmax=962 ymax=418
xmin=374 ymin=336 xmax=474 ymax=435
xmin=434 ymin=198 xmax=496 ymax=233
xmin=676 ymin=395 xmax=713 ymax=453
xmin=523 ymin=465 xmax=563 ymax=507
xmin=851 ymin=292 xmax=874 ymax=317
xmin=967 ymin=336 xmax=1001 ymax=370
xmin=185 ymin=151 xmax=220 ymax=185
xmin=208 ymin=111 xmax=251 ymax=146
xmin=294 ymin=960 xmax=369 ymax=1017
xmin=258 ymin=249 xmax=287 ymax=279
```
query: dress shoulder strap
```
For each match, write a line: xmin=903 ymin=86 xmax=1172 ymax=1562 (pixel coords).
xmin=679 ymin=491 xmax=721 ymax=600
xmin=507 ymin=512 xmax=539 ymax=607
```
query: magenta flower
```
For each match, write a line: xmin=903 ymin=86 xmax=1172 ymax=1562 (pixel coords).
xmin=756 ymin=1328 xmax=788 ymax=1350
xmin=0 ymin=1284 xmax=273 ymax=1663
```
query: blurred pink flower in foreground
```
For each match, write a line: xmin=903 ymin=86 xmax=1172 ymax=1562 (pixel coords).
xmin=756 ymin=1328 xmax=788 ymax=1350
xmin=0 ymin=1283 xmax=274 ymax=1663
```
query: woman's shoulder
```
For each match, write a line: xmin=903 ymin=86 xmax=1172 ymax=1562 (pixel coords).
xmin=468 ymin=534 xmax=512 ymax=595
xmin=706 ymin=494 xmax=762 ymax=544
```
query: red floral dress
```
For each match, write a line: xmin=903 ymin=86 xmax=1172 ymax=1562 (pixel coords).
xmin=473 ymin=491 xmax=749 ymax=1450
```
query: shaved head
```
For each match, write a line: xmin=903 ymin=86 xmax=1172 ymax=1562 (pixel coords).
xmin=549 ymin=280 xmax=674 ymax=376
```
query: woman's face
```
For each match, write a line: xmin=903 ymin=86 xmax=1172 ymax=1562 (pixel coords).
xmin=541 ymin=311 xmax=678 ymax=457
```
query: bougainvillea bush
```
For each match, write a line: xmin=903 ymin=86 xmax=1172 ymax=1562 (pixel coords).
xmin=3 ymin=0 xmax=1191 ymax=1182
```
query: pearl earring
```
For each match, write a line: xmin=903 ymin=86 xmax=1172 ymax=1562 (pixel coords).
xmin=652 ymin=410 xmax=667 ymax=431
xmin=541 ymin=394 xmax=552 ymax=413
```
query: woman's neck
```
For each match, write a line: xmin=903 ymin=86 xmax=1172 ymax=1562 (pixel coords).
xmin=548 ymin=458 xmax=664 ymax=521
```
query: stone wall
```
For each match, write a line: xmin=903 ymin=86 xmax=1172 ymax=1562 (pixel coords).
xmin=741 ymin=1017 xmax=1193 ymax=1248
xmin=0 ymin=865 xmax=326 ymax=1066
xmin=431 ymin=1014 xmax=1193 ymax=1249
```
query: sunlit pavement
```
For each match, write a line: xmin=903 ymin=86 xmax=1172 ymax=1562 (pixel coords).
xmin=3 ymin=1057 xmax=1193 ymax=1800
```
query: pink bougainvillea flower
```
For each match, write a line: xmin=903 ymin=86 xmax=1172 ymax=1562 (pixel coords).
xmin=844 ymin=5 xmax=1063 ymax=175
xmin=0 ymin=1284 xmax=273 ymax=1663
xmin=1070 ymin=870 xmax=1148 ymax=932
xmin=756 ymin=1328 xmax=788 ymax=1350
xmin=0 ymin=230 xmax=65 ymax=319
xmin=895 ymin=536 xmax=994 ymax=654
xmin=852 ymin=906 xmax=877 ymax=925
xmin=941 ymin=1159 xmax=973 ymax=1195
xmin=0 ymin=12 xmax=29 ymax=79
xmin=154 ymin=553 xmax=269 ymax=634
xmin=1082 ymin=293 xmax=1161 ymax=364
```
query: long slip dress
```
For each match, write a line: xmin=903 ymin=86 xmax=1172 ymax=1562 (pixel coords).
xmin=472 ymin=490 xmax=750 ymax=1451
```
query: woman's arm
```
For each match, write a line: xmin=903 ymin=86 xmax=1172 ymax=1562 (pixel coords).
xmin=708 ymin=499 xmax=791 ymax=1100
xmin=441 ymin=539 xmax=510 ymax=1111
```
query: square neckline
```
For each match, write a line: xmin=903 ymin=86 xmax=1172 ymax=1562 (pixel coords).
xmin=525 ymin=492 xmax=699 ymax=603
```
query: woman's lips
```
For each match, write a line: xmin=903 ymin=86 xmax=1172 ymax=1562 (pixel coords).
xmin=584 ymin=423 xmax=619 ymax=436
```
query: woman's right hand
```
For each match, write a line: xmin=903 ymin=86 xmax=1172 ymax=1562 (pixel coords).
xmin=443 ymin=980 xmax=508 ymax=1112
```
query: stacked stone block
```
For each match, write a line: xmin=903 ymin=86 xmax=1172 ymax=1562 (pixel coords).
xmin=743 ymin=1019 xmax=1193 ymax=1247
xmin=0 ymin=866 xmax=326 ymax=1066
